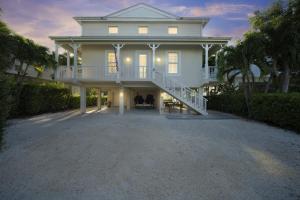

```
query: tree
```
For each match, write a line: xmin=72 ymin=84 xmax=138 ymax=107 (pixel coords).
xmin=217 ymin=32 xmax=267 ymax=115
xmin=250 ymin=0 xmax=300 ymax=93
xmin=0 ymin=18 xmax=14 ymax=135
xmin=0 ymin=21 xmax=16 ymax=72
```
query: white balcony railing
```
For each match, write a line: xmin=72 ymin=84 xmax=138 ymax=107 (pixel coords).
xmin=201 ymin=66 xmax=218 ymax=82
xmin=56 ymin=65 xmax=218 ymax=82
xmin=56 ymin=65 xmax=153 ymax=81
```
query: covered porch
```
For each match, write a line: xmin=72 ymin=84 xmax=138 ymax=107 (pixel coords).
xmin=50 ymin=36 xmax=229 ymax=84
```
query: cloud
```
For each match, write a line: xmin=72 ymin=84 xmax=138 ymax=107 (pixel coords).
xmin=167 ymin=3 xmax=256 ymax=20
xmin=203 ymin=25 xmax=249 ymax=46
xmin=1 ymin=0 xmax=257 ymax=49
xmin=2 ymin=1 xmax=82 ymax=49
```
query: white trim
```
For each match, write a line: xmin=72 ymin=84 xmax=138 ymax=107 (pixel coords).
xmin=165 ymin=50 xmax=181 ymax=77
xmin=106 ymin=3 xmax=178 ymax=19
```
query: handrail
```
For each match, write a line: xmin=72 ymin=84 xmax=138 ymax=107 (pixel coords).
xmin=153 ymin=69 xmax=208 ymax=115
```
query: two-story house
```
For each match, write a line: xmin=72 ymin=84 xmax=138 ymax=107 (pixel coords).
xmin=50 ymin=3 xmax=230 ymax=115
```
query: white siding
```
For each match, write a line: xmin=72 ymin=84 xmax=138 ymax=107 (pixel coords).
xmin=81 ymin=22 xmax=203 ymax=37
xmin=81 ymin=44 xmax=204 ymax=87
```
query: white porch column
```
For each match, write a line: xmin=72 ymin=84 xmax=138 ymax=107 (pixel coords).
xmin=71 ymin=43 xmax=81 ymax=79
xmin=55 ymin=44 xmax=59 ymax=63
xmin=112 ymin=44 xmax=124 ymax=83
xmin=201 ymin=44 xmax=213 ymax=80
xmin=80 ymin=86 xmax=86 ymax=114
xmin=67 ymin=50 xmax=70 ymax=68
xmin=119 ymin=87 xmax=124 ymax=115
xmin=148 ymin=44 xmax=160 ymax=79
xmin=54 ymin=44 xmax=59 ymax=79
xmin=97 ymin=88 xmax=101 ymax=110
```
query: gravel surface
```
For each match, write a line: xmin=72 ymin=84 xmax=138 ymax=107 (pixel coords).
xmin=0 ymin=108 xmax=299 ymax=200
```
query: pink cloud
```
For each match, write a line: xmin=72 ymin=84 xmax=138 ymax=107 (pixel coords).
xmin=167 ymin=3 xmax=256 ymax=18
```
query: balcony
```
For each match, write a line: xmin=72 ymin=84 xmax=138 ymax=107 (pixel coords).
xmin=56 ymin=65 xmax=218 ymax=84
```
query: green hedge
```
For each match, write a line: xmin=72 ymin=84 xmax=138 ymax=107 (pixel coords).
xmin=0 ymin=74 xmax=12 ymax=136
xmin=68 ymin=96 xmax=97 ymax=109
xmin=12 ymin=84 xmax=97 ymax=117
xmin=207 ymin=93 xmax=300 ymax=133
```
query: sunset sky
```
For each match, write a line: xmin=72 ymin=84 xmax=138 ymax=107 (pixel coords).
xmin=1 ymin=0 xmax=273 ymax=50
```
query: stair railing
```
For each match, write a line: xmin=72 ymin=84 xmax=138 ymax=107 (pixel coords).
xmin=152 ymin=69 xmax=208 ymax=114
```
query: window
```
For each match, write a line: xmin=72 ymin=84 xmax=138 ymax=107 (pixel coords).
xmin=139 ymin=54 xmax=147 ymax=79
xmin=108 ymin=26 xmax=118 ymax=34
xmin=168 ymin=26 xmax=178 ymax=35
xmin=138 ymin=26 xmax=148 ymax=34
xmin=168 ymin=52 xmax=178 ymax=74
xmin=107 ymin=52 xmax=117 ymax=73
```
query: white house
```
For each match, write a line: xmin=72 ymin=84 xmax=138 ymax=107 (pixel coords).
xmin=50 ymin=3 xmax=230 ymax=115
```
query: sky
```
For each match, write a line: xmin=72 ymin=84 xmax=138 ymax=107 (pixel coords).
xmin=0 ymin=0 xmax=273 ymax=50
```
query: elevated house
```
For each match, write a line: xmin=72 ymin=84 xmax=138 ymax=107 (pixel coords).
xmin=50 ymin=3 xmax=231 ymax=115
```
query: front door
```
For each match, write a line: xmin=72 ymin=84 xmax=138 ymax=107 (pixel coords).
xmin=138 ymin=53 xmax=148 ymax=79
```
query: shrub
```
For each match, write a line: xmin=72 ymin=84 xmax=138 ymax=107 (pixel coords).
xmin=207 ymin=93 xmax=300 ymax=133
xmin=11 ymin=83 xmax=97 ymax=117
xmin=0 ymin=74 xmax=12 ymax=135
xmin=250 ymin=93 xmax=300 ymax=132
xmin=69 ymin=96 xmax=97 ymax=109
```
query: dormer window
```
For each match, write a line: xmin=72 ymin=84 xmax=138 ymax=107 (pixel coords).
xmin=138 ymin=26 xmax=148 ymax=34
xmin=108 ymin=26 xmax=118 ymax=34
xmin=168 ymin=26 xmax=178 ymax=35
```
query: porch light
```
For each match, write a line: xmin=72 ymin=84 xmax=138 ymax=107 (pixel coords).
xmin=156 ymin=57 xmax=161 ymax=63
xmin=120 ymin=91 xmax=124 ymax=97
xmin=125 ymin=57 xmax=131 ymax=62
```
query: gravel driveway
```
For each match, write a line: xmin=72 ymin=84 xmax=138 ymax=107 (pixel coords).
xmin=0 ymin=109 xmax=299 ymax=200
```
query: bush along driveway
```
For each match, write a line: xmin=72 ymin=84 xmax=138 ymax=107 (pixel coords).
xmin=207 ymin=93 xmax=300 ymax=133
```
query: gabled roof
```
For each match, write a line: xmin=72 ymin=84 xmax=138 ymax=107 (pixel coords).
xmin=73 ymin=3 xmax=210 ymax=25
xmin=106 ymin=3 xmax=178 ymax=19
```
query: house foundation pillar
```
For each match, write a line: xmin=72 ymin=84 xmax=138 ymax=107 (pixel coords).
xmin=80 ymin=86 xmax=86 ymax=114
xmin=119 ymin=87 xmax=124 ymax=115
xmin=159 ymin=90 xmax=164 ymax=114
xmin=97 ymin=88 xmax=101 ymax=110
xmin=126 ymin=89 xmax=131 ymax=111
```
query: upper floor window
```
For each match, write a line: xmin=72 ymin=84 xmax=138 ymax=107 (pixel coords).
xmin=138 ymin=26 xmax=148 ymax=34
xmin=108 ymin=26 xmax=118 ymax=34
xmin=168 ymin=26 xmax=178 ymax=35
xmin=168 ymin=52 xmax=178 ymax=74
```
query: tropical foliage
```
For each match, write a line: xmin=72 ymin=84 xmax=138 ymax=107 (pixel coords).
xmin=0 ymin=13 xmax=56 ymax=134
xmin=216 ymin=0 xmax=300 ymax=116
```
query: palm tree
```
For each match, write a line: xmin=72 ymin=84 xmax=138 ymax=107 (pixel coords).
xmin=217 ymin=32 xmax=267 ymax=115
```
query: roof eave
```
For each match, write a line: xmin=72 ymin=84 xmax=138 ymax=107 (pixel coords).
xmin=49 ymin=36 xmax=231 ymax=43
